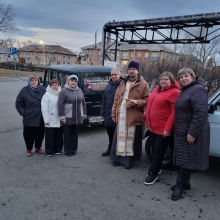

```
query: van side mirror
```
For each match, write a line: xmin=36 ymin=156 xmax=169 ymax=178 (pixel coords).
xmin=208 ymin=104 xmax=215 ymax=114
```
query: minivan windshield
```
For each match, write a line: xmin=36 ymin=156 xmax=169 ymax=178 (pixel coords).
xmin=83 ymin=76 xmax=110 ymax=91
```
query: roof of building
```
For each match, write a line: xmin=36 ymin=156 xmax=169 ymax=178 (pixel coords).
xmin=19 ymin=45 xmax=77 ymax=56
xmin=81 ymin=42 xmax=174 ymax=53
xmin=47 ymin=64 xmax=113 ymax=73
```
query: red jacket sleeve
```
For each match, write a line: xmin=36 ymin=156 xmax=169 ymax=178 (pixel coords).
xmin=164 ymin=90 xmax=180 ymax=134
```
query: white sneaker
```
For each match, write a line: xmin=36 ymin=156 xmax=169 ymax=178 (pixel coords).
xmin=55 ymin=153 xmax=61 ymax=155
xmin=47 ymin=155 xmax=53 ymax=157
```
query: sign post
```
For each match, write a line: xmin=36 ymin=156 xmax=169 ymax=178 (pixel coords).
xmin=9 ymin=48 xmax=18 ymax=76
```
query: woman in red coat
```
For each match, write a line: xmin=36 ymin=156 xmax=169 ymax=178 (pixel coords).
xmin=144 ymin=71 xmax=180 ymax=185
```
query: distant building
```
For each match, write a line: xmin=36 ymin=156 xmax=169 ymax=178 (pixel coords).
xmin=81 ymin=42 xmax=176 ymax=68
xmin=18 ymin=45 xmax=77 ymax=65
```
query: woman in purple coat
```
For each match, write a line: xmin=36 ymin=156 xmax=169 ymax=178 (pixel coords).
xmin=171 ymin=68 xmax=210 ymax=201
xmin=58 ymin=75 xmax=87 ymax=156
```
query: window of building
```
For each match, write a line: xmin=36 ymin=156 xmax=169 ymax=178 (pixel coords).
xmin=145 ymin=52 xmax=149 ymax=57
xmin=83 ymin=58 xmax=87 ymax=61
xmin=138 ymin=52 xmax=142 ymax=57
xmin=63 ymin=62 xmax=65 ymax=64
xmin=63 ymin=56 xmax=66 ymax=59
xmin=68 ymin=56 xmax=70 ymax=59
xmin=151 ymin=52 xmax=160 ymax=57
xmin=122 ymin=52 xmax=129 ymax=56
xmin=94 ymin=51 xmax=96 ymax=55
xmin=131 ymin=52 xmax=134 ymax=57
xmin=89 ymin=58 xmax=91 ymax=62
xmin=89 ymin=50 xmax=92 ymax=55
xmin=121 ymin=60 xmax=128 ymax=65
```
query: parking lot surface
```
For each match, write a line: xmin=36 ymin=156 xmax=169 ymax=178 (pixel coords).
xmin=0 ymin=81 xmax=220 ymax=220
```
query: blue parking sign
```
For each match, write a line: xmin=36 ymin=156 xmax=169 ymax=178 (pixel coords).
xmin=10 ymin=47 xmax=17 ymax=55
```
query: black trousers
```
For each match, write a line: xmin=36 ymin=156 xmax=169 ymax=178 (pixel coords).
xmin=45 ymin=127 xmax=63 ymax=155
xmin=63 ymin=125 xmax=79 ymax=155
xmin=106 ymin=126 xmax=116 ymax=149
xmin=23 ymin=125 xmax=45 ymax=151
xmin=148 ymin=131 xmax=174 ymax=175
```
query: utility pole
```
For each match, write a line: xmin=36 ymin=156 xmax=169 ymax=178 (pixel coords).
xmin=133 ymin=44 xmax=135 ymax=61
xmin=94 ymin=30 xmax=98 ymax=65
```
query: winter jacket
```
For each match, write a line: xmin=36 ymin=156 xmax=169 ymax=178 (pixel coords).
xmin=58 ymin=84 xmax=87 ymax=125
xmin=41 ymin=85 xmax=62 ymax=128
xmin=174 ymin=77 xmax=210 ymax=171
xmin=100 ymin=78 xmax=122 ymax=127
xmin=112 ymin=74 xmax=149 ymax=126
xmin=145 ymin=81 xmax=180 ymax=135
xmin=15 ymin=85 xmax=46 ymax=127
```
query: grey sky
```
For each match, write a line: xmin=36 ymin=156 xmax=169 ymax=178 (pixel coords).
xmin=3 ymin=0 xmax=220 ymax=51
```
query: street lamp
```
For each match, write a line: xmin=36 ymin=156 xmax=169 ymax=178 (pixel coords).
xmin=94 ymin=30 xmax=98 ymax=65
xmin=40 ymin=40 xmax=45 ymax=65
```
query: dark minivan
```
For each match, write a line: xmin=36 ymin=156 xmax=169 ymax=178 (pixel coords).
xmin=42 ymin=65 xmax=113 ymax=125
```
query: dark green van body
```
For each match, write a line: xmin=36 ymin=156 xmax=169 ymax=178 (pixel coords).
xmin=43 ymin=65 xmax=113 ymax=124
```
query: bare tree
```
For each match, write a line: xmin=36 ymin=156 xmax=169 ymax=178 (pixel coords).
xmin=17 ymin=40 xmax=38 ymax=48
xmin=0 ymin=1 xmax=16 ymax=33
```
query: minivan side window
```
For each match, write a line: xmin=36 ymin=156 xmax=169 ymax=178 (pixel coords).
xmin=51 ymin=70 xmax=58 ymax=79
xmin=83 ymin=76 xmax=110 ymax=91
xmin=58 ymin=73 xmax=69 ymax=88
xmin=214 ymin=98 xmax=220 ymax=111
xmin=44 ymin=69 xmax=51 ymax=87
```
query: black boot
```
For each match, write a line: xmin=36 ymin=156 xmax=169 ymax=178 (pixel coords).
xmin=102 ymin=147 xmax=111 ymax=156
xmin=171 ymin=168 xmax=190 ymax=201
xmin=170 ymin=173 xmax=191 ymax=191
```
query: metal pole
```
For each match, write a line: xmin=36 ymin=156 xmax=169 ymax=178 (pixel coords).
xmin=100 ymin=29 xmax=106 ymax=66
xmin=114 ymin=32 xmax=118 ymax=62
xmin=43 ymin=44 xmax=45 ymax=65
xmin=95 ymin=31 xmax=97 ymax=65
xmin=107 ymin=32 xmax=111 ymax=59
xmin=15 ymin=59 xmax=17 ymax=77
xmin=133 ymin=44 xmax=135 ymax=61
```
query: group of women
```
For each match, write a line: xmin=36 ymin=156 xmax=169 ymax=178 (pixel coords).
xmin=15 ymin=67 xmax=210 ymax=202
xmin=144 ymin=68 xmax=210 ymax=201
xmin=15 ymin=74 xmax=86 ymax=158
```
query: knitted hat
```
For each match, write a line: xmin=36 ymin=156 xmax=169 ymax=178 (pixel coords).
xmin=128 ymin=61 xmax=139 ymax=71
xmin=29 ymin=74 xmax=40 ymax=86
xmin=49 ymin=79 xmax=60 ymax=86
xmin=68 ymin=74 xmax=78 ymax=81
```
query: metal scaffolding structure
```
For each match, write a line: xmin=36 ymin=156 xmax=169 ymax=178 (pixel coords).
xmin=101 ymin=12 xmax=220 ymax=65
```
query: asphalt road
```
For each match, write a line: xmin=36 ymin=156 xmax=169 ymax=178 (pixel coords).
xmin=0 ymin=80 xmax=220 ymax=220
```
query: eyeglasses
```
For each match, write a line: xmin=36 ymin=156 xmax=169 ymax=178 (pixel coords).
xmin=160 ymin=78 xmax=170 ymax=81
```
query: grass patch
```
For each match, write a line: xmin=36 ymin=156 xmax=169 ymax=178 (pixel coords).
xmin=0 ymin=68 xmax=44 ymax=77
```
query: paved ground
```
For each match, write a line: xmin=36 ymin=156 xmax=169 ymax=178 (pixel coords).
xmin=0 ymin=76 xmax=29 ymax=82
xmin=0 ymin=81 xmax=220 ymax=220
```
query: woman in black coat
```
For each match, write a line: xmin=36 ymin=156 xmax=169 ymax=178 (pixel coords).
xmin=16 ymin=74 xmax=46 ymax=157
xmin=171 ymin=68 xmax=210 ymax=201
